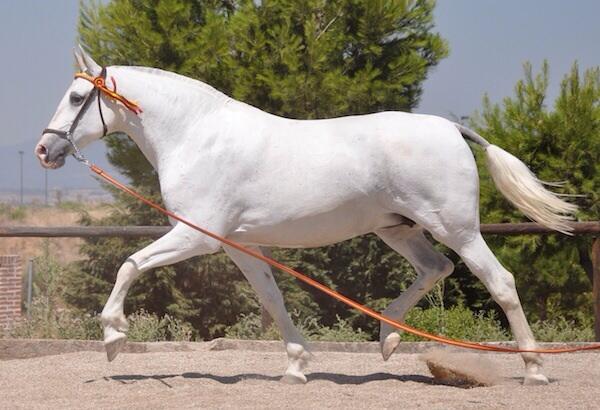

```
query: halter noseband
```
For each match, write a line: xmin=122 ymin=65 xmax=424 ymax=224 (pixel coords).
xmin=42 ymin=67 xmax=142 ymax=164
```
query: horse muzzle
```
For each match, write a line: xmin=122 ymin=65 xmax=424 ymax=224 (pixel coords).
xmin=35 ymin=137 xmax=71 ymax=169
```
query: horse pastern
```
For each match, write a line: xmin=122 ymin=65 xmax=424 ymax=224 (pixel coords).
xmin=523 ymin=373 xmax=549 ymax=386
xmin=281 ymin=371 xmax=307 ymax=385
xmin=104 ymin=330 xmax=127 ymax=362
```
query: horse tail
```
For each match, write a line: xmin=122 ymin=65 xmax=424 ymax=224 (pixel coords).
xmin=454 ymin=123 xmax=577 ymax=235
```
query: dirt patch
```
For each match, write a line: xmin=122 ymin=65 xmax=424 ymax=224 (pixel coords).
xmin=1 ymin=343 xmax=599 ymax=409
xmin=421 ymin=349 xmax=500 ymax=387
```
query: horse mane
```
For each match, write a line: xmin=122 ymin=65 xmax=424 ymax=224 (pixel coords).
xmin=117 ymin=66 xmax=230 ymax=101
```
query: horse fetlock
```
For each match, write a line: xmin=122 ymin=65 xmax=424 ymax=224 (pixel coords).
xmin=103 ymin=326 xmax=127 ymax=362
xmin=286 ymin=342 xmax=311 ymax=367
xmin=523 ymin=351 xmax=544 ymax=367
xmin=100 ymin=310 xmax=129 ymax=332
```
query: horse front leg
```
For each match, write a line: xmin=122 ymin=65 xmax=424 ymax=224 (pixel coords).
xmin=224 ymin=245 xmax=311 ymax=384
xmin=101 ymin=224 xmax=222 ymax=361
xmin=375 ymin=225 xmax=454 ymax=360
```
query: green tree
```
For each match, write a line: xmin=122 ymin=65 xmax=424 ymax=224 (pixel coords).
xmin=70 ymin=0 xmax=448 ymax=339
xmin=471 ymin=62 xmax=599 ymax=322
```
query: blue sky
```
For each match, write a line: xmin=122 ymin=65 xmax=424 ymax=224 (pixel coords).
xmin=0 ymin=0 xmax=598 ymax=192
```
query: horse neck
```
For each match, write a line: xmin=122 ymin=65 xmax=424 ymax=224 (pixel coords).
xmin=110 ymin=66 xmax=229 ymax=171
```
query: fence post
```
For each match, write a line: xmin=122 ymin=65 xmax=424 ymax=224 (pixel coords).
xmin=0 ymin=255 xmax=22 ymax=330
xmin=592 ymin=238 xmax=600 ymax=342
xmin=26 ymin=259 xmax=34 ymax=318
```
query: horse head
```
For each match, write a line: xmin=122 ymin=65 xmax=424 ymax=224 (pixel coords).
xmin=35 ymin=46 xmax=119 ymax=169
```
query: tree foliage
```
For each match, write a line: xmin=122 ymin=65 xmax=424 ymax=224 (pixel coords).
xmin=69 ymin=0 xmax=448 ymax=339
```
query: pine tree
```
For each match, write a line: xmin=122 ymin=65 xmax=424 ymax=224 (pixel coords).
xmin=70 ymin=0 xmax=448 ymax=339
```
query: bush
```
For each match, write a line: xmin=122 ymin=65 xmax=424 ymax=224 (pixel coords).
xmin=9 ymin=302 xmax=102 ymax=340
xmin=0 ymin=204 xmax=27 ymax=221
xmin=9 ymin=254 xmax=102 ymax=340
xmin=7 ymin=252 xmax=194 ymax=342
xmin=225 ymin=305 xmax=595 ymax=344
xmin=9 ymin=307 xmax=194 ymax=342
xmin=225 ymin=311 xmax=369 ymax=342
xmin=224 ymin=313 xmax=278 ymax=340
xmin=530 ymin=316 xmax=594 ymax=342
xmin=127 ymin=310 xmax=194 ymax=342
xmin=400 ymin=305 xmax=510 ymax=342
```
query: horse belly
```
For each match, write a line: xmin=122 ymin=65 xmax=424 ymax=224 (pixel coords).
xmin=228 ymin=200 xmax=404 ymax=248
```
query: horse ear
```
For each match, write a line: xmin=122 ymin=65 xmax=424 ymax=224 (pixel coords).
xmin=76 ymin=44 xmax=102 ymax=75
xmin=73 ymin=46 xmax=87 ymax=72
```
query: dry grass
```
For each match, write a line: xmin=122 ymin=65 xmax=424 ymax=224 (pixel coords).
xmin=0 ymin=204 xmax=110 ymax=265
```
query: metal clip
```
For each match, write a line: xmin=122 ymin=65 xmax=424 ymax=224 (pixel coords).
xmin=65 ymin=132 xmax=91 ymax=167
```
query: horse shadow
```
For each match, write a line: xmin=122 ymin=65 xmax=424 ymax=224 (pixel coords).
xmin=85 ymin=372 xmax=448 ymax=388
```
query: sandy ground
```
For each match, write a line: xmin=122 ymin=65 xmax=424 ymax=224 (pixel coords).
xmin=1 ymin=348 xmax=599 ymax=409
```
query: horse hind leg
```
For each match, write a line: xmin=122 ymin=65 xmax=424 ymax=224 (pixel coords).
xmin=453 ymin=233 xmax=548 ymax=385
xmin=375 ymin=224 xmax=454 ymax=360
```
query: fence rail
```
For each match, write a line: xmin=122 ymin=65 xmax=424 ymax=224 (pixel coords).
xmin=1 ymin=221 xmax=599 ymax=341
xmin=1 ymin=221 xmax=599 ymax=238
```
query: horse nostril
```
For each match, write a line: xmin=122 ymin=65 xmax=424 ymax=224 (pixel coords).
xmin=36 ymin=144 xmax=48 ymax=156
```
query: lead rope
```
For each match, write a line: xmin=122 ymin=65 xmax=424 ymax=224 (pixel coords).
xmin=72 ymin=159 xmax=599 ymax=354
xmin=65 ymin=70 xmax=600 ymax=354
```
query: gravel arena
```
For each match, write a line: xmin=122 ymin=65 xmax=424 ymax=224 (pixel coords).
xmin=1 ymin=339 xmax=600 ymax=409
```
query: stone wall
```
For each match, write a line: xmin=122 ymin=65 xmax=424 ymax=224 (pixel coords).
xmin=0 ymin=255 xmax=22 ymax=329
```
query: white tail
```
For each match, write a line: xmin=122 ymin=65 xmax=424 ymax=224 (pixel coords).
xmin=484 ymin=145 xmax=577 ymax=234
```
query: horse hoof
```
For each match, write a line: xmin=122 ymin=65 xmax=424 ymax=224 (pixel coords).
xmin=104 ymin=331 xmax=127 ymax=362
xmin=281 ymin=371 xmax=307 ymax=385
xmin=523 ymin=373 xmax=549 ymax=386
xmin=381 ymin=332 xmax=401 ymax=361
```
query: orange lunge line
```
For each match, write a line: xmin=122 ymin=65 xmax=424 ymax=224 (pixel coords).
xmin=89 ymin=163 xmax=600 ymax=354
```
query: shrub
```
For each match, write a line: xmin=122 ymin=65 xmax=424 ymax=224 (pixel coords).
xmin=9 ymin=307 xmax=194 ymax=342
xmin=9 ymin=300 xmax=102 ymax=340
xmin=0 ymin=204 xmax=27 ymax=221
xmin=127 ymin=310 xmax=194 ymax=342
xmin=9 ymin=254 xmax=102 ymax=340
xmin=6 ymin=251 xmax=195 ymax=342
xmin=225 ymin=311 xmax=369 ymax=342
xmin=400 ymin=305 xmax=510 ymax=342
xmin=530 ymin=316 xmax=594 ymax=342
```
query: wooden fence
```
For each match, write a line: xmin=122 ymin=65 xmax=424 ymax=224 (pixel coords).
xmin=1 ymin=221 xmax=599 ymax=340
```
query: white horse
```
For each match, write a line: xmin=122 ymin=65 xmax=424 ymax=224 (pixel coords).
xmin=36 ymin=48 xmax=576 ymax=385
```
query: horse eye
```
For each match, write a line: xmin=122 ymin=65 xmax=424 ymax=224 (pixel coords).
xmin=70 ymin=92 xmax=85 ymax=106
